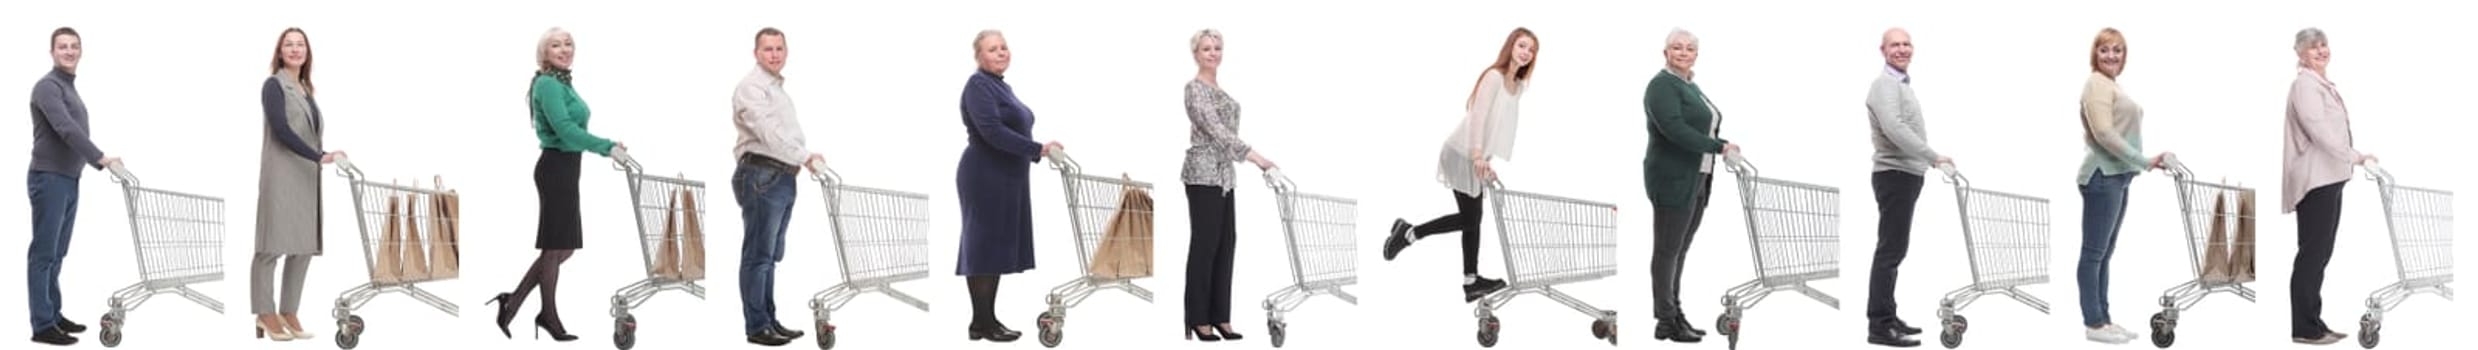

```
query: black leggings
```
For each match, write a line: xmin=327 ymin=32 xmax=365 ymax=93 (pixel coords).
xmin=2291 ymin=182 xmax=2345 ymax=338
xmin=1650 ymin=175 xmax=1714 ymax=321
xmin=505 ymin=249 xmax=575 ymax=326
xmin=1409 ymin=191 xmax=1485 ymax=275
xmin=1183 ymin=185 xmax=1237 ymax=326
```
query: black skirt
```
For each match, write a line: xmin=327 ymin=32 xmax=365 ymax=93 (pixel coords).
xmin=534 ymin=149 xmax=585 ymax=250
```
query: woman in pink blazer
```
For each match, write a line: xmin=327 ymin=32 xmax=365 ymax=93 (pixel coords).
xmin=2281 ymin=27 xmax=2374 ymax=346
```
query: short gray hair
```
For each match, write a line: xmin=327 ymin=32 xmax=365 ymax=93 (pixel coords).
xmin=2294 ymin=27 xmax=2327 ymax=52
xmin=973 ymin=29 xmax=1004 ymax=52
xmin=1667 ymin=28 xmax=1697 ymax=46
xmin=1191 ymin=28 xmax=1222 ymax=52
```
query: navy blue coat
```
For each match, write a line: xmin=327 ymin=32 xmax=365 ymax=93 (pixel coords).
xmin=955 ymin=70 xmax=1043 ymax=276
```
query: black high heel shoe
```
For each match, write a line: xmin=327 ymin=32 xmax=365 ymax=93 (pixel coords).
xmin=534 ymin=314 xmax=579 ymax=342
xmin=1213 ymin=324 xmax=1245 ymax=341
xmin=485 ymin=293 xmax=513 ymax=338
xmin=1185 ymin=325 xmax=1222 ymax=342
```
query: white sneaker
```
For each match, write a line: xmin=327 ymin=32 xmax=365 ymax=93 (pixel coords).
xmin=2086 ymin=326 xmax=2134 ymax=344
xmin=2104 ymin=324 xmax=2139 ymax=341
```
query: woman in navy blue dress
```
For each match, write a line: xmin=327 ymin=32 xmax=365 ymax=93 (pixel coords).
xmin=955 ymin=29 xmax=1064 ymax=343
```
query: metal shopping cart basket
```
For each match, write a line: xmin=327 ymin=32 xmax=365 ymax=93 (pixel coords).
xmin=1471 ymin=177 xmax=1622 ymax=348
xmin=94 ymin=164 xmax=227 ymax=348
xmin=2353 ymin=161 xmax=2453 ymax=349
xmin=1714 ymin=153 xmax=1841 ymax=350
xmin=2144 ymin=155 xmax=2258 ymax=348
xmin=1032 ymin=150 xmax=1155 ymax=348
xmin=806 ymin=164 xmax=933 ymax=350
xmin=606 ymin=150 xmax=709 ymax=350
xmin=1929 ymin=164 xmax=2053 ymax=349
xmin=1257 ymin=169 xmax=1359 ymax=348
xmin=328 ymin=157 xmax=462 ymax=349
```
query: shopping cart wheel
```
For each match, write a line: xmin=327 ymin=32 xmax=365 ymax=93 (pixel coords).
xmin=614 ymin=314 xmax=638 ymax=350
xmin=1938 ymin=315 xmax=1965 ymax=349
xmin=2357 ymin=314 xmax=2379 ymax=349
xmin=2148 ymin=312 xmax=2174 ymax=348
xmin=815 ymin=321 xmax=836 ymax=350
xmin=1475 ymin=315 xmax=1500 ymax=348
xmin=97 ymin=313 xmax=123 ymax=348
xmin=1717 ymin=312 xmax=1742 ymax=350
xmin=1267 ymin=319 xmax=1287 ymax=348
xmin=336 ymin=315 xmax=365 ymax=349
xmin=1592 ymin=319 xmax=1616 ymax=345
xmin=1036 ymin=312 xmax=1063 ymax=348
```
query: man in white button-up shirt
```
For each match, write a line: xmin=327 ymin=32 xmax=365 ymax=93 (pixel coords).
xmin=732 ymin=27 xmax=820 ymax=347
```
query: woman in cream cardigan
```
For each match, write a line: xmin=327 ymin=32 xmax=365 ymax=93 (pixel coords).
xmin=253 ymin=27 xmax=344 ymax=342
xmin=1381 ymin=27 xmax=1538 ymax=303
xmin=2282 ymin=27 xmax=2371 ymax=346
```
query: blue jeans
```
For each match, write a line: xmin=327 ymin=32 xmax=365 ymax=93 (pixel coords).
xmin=2075 ymin=170 xmax=2134 ymax=327
xmin=733 ymin=164 xmax=797 ymax=335
xmin=26 ymin=171 xmax=79 ymax=332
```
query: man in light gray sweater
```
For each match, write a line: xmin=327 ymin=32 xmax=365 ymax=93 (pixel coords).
xmin=26 ymin=27 xmax=118 ymax=347
xmin=1861 ymin=27 xmax=1950 ymax=348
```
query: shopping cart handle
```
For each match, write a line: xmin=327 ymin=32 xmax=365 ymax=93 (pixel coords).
xmin=2358 ymin=161 xmax=2392 ymax=184
xmin=1935 ymin=163 xmax=1968 ymax=187
xmin=810 ymin=163 xmax=842 ymax=186
xmin=1722 ymin=151 xmax=1757 ymax=177
xmin=1044 ymin=149 xmax=1080 ymax=173
xmin=332 ymin=154 xmax=365 ymax=180
xmin=610 ymin=147 xmax=642 ymax=173
xmin=106 ymin=162 xmax=138 ymax=186
xmin=1261 ymin=168 xmax=1297 ymax=193
xmin=2157 ymin=153 xmax=2192 ymax=179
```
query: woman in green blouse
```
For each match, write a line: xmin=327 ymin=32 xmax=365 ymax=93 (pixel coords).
xmin=486 ymin=27 xmax=624 ymax=342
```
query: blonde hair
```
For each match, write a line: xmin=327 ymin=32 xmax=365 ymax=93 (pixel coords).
xmin=1191 ymin=28 xmax=1222 ymax=52
xmin=2090 ymin=28 xmax=2126 ymax=74
xmin=536 ymin=27 xmax=570 ymax=70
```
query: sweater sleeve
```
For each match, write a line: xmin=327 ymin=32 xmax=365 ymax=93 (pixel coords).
xmin=534 ymin=76 xmax=615 ymax=156
xmin=2080 ymin=77 xmax=2144 ymax=166
xmin=1644 ymin=77 xmax=1725 ymax=154
xmin=1866 ymin=79 xmax=1940 ymax=160
xmin=1184 ymin=82 xmax=1252 ymax=162
xmin=1464 ymin=72 xmax=1505 ymax=160
xmin=31 ymin=81 xmax=106 ymax=168
xmin=2287 ymin=77 xmax=2360 ymax=161
xmin=963 ymin=78 xmax=1042 ymax=162
xmin=264 ymin=78 xmax=323 ymax=161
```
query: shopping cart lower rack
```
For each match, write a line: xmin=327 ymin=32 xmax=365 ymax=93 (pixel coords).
xmin=606 ymin=150 xmax=710 ymax=350
xmin=1257 ymin=170 xmax=1359 ymax=348
xmin=329 ymin=157 xmax=464 ymax=349
xmin=1471 ymin=178 xmax=1622 ymax=348
xmin=2353 ymin=162 xmax=2453 ymax=349
xmin=1032 ymin=151 xmax=1155 ymax=348
xmin=806 ymin=165 xmax=933 ymax=350
xmin=95 ymin=164 xmax=228 ymax=348
xmin=2145 ymin=155 xmax=2258 ymax=348
xmin=1929 ymin=165 xmax=2052 ymax=349
xmin=1714 ymin=153 xmax=1841 ymax=350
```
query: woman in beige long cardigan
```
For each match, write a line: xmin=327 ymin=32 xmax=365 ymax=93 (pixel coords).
xmin=253 ymin=27 xmax=344 ymax=342
xmin=2281 ymin=27 xmax=2372 ymax=346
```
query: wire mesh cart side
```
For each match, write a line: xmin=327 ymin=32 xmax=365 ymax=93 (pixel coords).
xmin=605 ymin=150 xmax=710 ymax=350
xmin=327 ymin=157 xmax=464 ymax=349
xmin=806 ymin=165 xmax=934 ymax=350
xmin=2144 ymin=155 xmax=2259 ymax=348
xmin=1469 ymin=178 xmax=1622 ymax=348
xmin=1031 ymin=150 xmax=1156 ymax=348
xmin=2353 ymin=162 xmax=2454 ymax=349
xmin=94 ymin=164 xmax=228 ymax=348
xmin=1256 ymin=170 xmax=1360 ymax=348
xmin=1713 ymin=153 xmax=1841 ymax=350
xmin=1929 ymin=165 xmax=2053 ymax=349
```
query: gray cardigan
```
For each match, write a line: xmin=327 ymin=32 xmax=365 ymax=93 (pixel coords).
xmin=28 ymin=67 xmax=106 ymax=177
xmin=1866 ymin=67 xmax=1940 ymax=175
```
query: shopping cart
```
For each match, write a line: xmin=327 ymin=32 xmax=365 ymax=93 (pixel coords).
xmin=606 ymin=149 xmax=709 ymax=350
xmin=1470 ymin=177 xmax=1622 ymax=348
xmin=1929 ymin=164 xmax=2052 ymax=349
xmin=805 ymin=164 xmax=933 ymax=350
xmin=2353 ymin=161 xmax=2453 ymax=349
xmin=1257 ymin=169 xmax=1359 ymax=348
xmin=328 ymin=157 xmax=462 ymax=349
xmin=94 ymin=163 xmax=227 ymax=348
xmin=2144 ymin=154 xmax=2258 ymax=348
xmin=1713 ymin=152 xmax=1841 ymax=350
xmin=1031 ymin=150 xmax=1155 ymax=348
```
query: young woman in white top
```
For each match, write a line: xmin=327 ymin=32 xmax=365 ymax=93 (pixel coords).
xmin=1382 ymin=27 xmax=1538 ymax=303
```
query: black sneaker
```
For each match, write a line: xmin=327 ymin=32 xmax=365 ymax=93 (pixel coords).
xmin=1382 ymin=219 xmax=1413 ymax=261
xmin=54 ymin=319 xmax=85 ymax=334
xmin=30 ymin=327 xmax=77 ymax=346
xmin=1462 ymin=277 xmax=1508 ymax=302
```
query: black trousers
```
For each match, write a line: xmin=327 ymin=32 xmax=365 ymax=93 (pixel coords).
xmin=1183 ymin=185 xmax=1238 ymax=326
xmin=2291 ymin=182 xmax=2346 ymax=338
xmin=1865 ymin=170 xmax=1925 ymax=327
xmin=1410 ymin=191 xmax=1486 ymax=275
xmin=1651 ymin=175 xmax=1715 ymax=321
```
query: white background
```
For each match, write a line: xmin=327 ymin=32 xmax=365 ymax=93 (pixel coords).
xmin=0 ymin=0 xmax=2467 ymax=349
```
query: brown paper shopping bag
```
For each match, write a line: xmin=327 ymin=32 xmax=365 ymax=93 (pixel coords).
xmin=2202 ymin=194 xmax=2233 ymax=283
xmin=678 ymin=189 xmax=707 ymax=280
xmin=400 ymin=194 xmax=433 ymax=281
xmin=2230 ymin=191 xmax=2258 ymax=282
xmin=373 ymin=194 xmax=405 ymax=284
xmin=653 ymin=192 xmax=684 ymax=280
xmin=428 ymin=184 xmax=461 ymax=278
xmin=1088 ymin=177 xmax=1155 ymax=279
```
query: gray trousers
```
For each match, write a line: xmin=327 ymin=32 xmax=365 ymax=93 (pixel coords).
xmin=250 ymin=253 xmax=313 ymax=314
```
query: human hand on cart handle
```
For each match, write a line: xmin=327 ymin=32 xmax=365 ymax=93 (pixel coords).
xmin=804 ymin=153 xmax=827 ymax=174
xmin=320 ymin=151 xmax=345 ymax=164
xmin=1041 ymin=141 xmax=1066 ymax=158
xmin=2147 ymin=152 xmax=2173 ymax=170
xmin=1246 ymin=151 xmax=1275 ymax=171
xmin=96 ymin=156 xmax=122 ymax=169
xmin=1470 ymin=156 xmax=1495 ymax=181
xmin=2356 ymin=153 xmax=2377 ymax=165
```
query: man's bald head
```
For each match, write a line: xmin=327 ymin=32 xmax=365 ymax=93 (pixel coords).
xmin=1881 ymin=27 xmax=1914 ymax=72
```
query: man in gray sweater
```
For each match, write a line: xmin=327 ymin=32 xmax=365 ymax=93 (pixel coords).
xmin=1861 ymin=27 xmax=1950 ymax=348
xmin=26 ymin=27 xmax=118 ymax=346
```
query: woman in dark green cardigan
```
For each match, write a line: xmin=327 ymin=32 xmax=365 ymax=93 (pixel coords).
xmin=1643 ymin=28 xmax=1735 ymax=344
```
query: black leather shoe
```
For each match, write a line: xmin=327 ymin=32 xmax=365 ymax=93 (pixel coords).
xmin=1867 ymin=328 xmax=1920 ymax=348
xmin=1653 ymin=321 xmax=1703 ymax=343
xmin=54 ymin=319 xmax=86 ymax=334
xmin=1382 ymin=220 xmax=1413 ymax=261
xmin=747 ymin=327 xmax=793 ymax=346
xmin=769 ymin=323 xmax=805 ymax=340
xmin=1463 ymin=277 xmax=1508 ymax=303
xmin=968 ymin=323 xmax=1021 ymax=342
xmin=30 ymin=327 xmax=78 ymax=346
xmin=1889 ymin=319 xmax=1922 ymax=335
